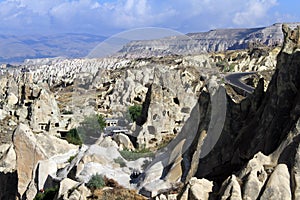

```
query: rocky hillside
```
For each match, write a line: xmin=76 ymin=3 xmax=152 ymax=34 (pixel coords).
xmin=0 ymin=24 xmax=298 ymax=200
xmin=137 ymin=24 xmax=300 ymax=199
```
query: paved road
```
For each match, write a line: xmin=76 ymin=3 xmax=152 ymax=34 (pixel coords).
xmin=224 ymin=72 xmax=256 ymax=93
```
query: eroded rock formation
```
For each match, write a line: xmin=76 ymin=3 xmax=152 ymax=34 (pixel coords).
xmin=0 ymin=24 xmax=299 ymax=200
xmin=137 ymin=24 xmax=300 ymax=199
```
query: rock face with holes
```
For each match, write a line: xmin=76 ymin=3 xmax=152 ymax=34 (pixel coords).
xmin=134 ymin=24 xmax=300 ymax=199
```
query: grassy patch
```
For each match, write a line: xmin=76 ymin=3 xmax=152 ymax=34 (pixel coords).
xmin=119 ymin=148 xmax=154 ymax=161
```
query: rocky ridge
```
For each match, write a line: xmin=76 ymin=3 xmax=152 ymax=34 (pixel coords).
xmin=116 ymin=23 xmax=299 ymax=58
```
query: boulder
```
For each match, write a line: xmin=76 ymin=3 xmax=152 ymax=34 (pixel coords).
xmin=68 ymin=184 xmax=91 ymax=200
xmin=76 ymin=145 xmax=131 ymax=187
xmin=0 ymin=109 xmax=7 ymax=120
xmin=181 ymin=177 xmax=213 ymax=200
xmin=113 ymin=133 xmax=135 ymax=150
xmin=219 ymin=175 xmax=242 ymax=200
xmin=260 ymin=164 xmax=292 ymax=200
xmin=7 ymin=93 xmax=18 ymax=106
xmin=58 ymin=178 xmax=79 ymax=199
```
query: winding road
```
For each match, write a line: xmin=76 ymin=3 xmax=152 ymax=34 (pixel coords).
xmin=224 ymin=72 xmax=256 ymax=93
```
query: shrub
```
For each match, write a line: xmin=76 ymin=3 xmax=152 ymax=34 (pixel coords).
xmin=128 ymin=104 xmax=142 ymax=122
xmin=66 ymin=128 xmax=82 ymax=145
xmin=76 ymin=114 xmax=106 ymax=144
xmin=68 ymin=154 xmax=77 ymax=163
xmin=113 ymin=157 xmax=126 ymax=167
xmin=97 ymin=114 xmax=106 ymax=131
xmin=34 ymin=186 xmax=58 ymax=200
xmin=86 ymin=174 xmax=106 ymax=190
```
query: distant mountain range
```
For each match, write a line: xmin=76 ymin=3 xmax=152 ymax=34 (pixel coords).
xmin=1 ymin=23 xmax=299 ymax=63
xmin=0 ymin=33 xmax=106 ymax=64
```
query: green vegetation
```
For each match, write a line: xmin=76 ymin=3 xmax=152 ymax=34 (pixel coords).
xmin=119 ymin=148 xmax=154 ymax=161
xmin=75 ymin=114 xmax=106 ymax=144
xmin=97 ymin=114 xmax=106 ymax=131
xmin=68 ymin=154 xmax=77 ymax=163
xmin=34 ymin=186 xmax=59 ymax=200
xmin=228 ymin=63 xmax=236 ymax=72
xmin=113 ymin=157 xmax=126 ymax=167
xmin=128 ymin=104 xmax=142 ymax=122
xmin=65 ymin=128 xmax=82 ymax=145
xmin=86 ymin=174 xmax=106 ymax=190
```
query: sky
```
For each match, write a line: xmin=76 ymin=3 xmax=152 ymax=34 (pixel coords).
xmin=0 ymin=0 xmax=299 ymax=36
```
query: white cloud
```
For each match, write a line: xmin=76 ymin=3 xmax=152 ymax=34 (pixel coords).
xmin=0 ymin=0 xmax=283 ymax=35
xmin=233 ymin=0 xmax=278 ymax=26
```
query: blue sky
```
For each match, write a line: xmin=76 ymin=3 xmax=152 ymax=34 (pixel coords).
xmin=0 ymin=0 xmax=299 ymax=36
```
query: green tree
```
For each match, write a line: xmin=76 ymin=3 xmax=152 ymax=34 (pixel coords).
xmin=66 ymin=128 xmax=82 ymax=145
xmin=77 ymin=114 xmax=106 ymax=144
xmin=97 ymin=114 xmax=106 ymax=131
xmin=128 ymin=104 xmax=142 ymax=122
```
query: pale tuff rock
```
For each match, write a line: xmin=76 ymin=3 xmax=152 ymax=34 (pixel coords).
xmin=76 ymin=145 xmax=132 ymax=187
xmin=210 ymin=47 xmax=279 ymax=72
xmin=138 ymin=90 xmax=209 ymax=196
xmin=7 ymin=93 xmax=18 ymax=106
xmin=219 ymin=175 xmax=242 ymax=200
xmin=238 ymin=152 xmax=271 ymax=200
xmin=57 ymin=177 xmax=91 ymax=200
xmin=36 ymin=160 xmax=57 ymax=191
xmin=113 ymin=133 xmax=135 ymax=151
xmin=0 ymin=144 xmax=16 ymax=173
xmin=282 ymin=24 xmax=300 ymax=54
xmin=180 ymin=177 xmax=213 ymax=200
xmin=58 ymin=178 xmax=80 ymax=199
xmin=13 ymin=124 xmax=47 ymax=197
xmin=12 ymin=124 xmax=77 ymax=198
xmin=30 ymin=88 xmax=60 ymax=134
xmin=260 ymin=164 xmax=292 ymax=200
xmin=67 ymin=184 xmax=91 ymax=200
xmin=0 ymin=109 xmax=7 ymax=121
